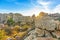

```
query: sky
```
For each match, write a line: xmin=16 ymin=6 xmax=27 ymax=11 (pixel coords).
xmin=0 ymin=0 xmax=60 ymax=16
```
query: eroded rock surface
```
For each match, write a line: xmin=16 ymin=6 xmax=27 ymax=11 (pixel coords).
xmin=24 ymin=13 xmax=60 ymax=40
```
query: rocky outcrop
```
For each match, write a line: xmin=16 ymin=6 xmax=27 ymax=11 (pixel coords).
xmin=52 ymin=31 xmax=60 ymax=38
xmin=24 ymin=13 xmax=60 ymax=40
xmin=35 ymin=15 xmax=57 ymax=31
xmin=24 ymin=27 xmax=59 ymax=40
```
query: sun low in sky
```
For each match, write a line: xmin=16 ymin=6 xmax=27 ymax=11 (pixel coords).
xmin=0 ymin=0 xmax=60 ymax=16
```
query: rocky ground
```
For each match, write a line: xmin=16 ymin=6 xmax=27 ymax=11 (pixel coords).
xmin=23 ymin=13 xmax=60 ymax=40
xmin=23 ymin=27 xmax=59 ymax=40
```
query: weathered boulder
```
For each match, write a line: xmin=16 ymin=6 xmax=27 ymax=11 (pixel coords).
xmin=55 ymin=20 xmax=60 ymax=30
xmin=35 ymin=15 xmax=57 ymax=31
xmin=44 ymin=31 xmax=52 ymax=37
xmin=24 ymin=13 xmax=60 ymax=40
xmin=7 ymin=38 xmax=13 ymax=40
xmin=35 ymin=28 xmax=44 ymax=37
xmin=24 ymin=28 xmax=54 ymax=40
xmin=52 ymin=31 xmax=60 ymax=38
xmin=35 ymin=28 xmax=52 ymax=37
xmin=15 ymin=36 xmax=21 ymax=40
xmin=24 ymin=30 xmax=36 ymax=40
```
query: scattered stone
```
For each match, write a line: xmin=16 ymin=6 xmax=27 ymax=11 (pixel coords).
xmin=7 ymin=38 xmax=13 ymax=40
xmin=52 ymin=31 xmax=60 ymax=38
xmin=15 ymin=36 xmax=21 ymax=40
xmin=34 ymin=37 xmax=58 ymax=40
xmin=35 ymin=28 xmax=44 ymax=37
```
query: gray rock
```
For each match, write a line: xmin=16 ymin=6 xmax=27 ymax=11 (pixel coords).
xmin=15 ymin=36 xmax=21 ymax=40
xmin=7 ymin=38 xmax=13 ymax=40
xmin=35 ymin=16 xmax=57 ymax=31
xmin=52 ymin=31 xmax=60 ymax=38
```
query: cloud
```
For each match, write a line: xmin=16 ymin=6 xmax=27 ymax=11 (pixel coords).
xmin=28 ymin=0 xmax=60 ymax=15
xmin=20 ymin=7 xmax=50 ymax=16
xmin=26 ymin=0 xmax=52 ymax=15
xmin=37 ymin=0 xmax=51 ymax=10
xmin=52 ymin=4 xmax=60 ymax=13
xmin=1 ymin=0 xmax=60 ymax=16
xmin=18 ymin=0 xmax=52 ymax=16
xmin=0 ymin=9 xmax=10 ymax=13
xmin=20 ymin=7 xmax=39 ymax=16
xmin=37 ymin=0 xmax=51 ymax=6
xmin=0 ymin=9 xmax=21 ymax=13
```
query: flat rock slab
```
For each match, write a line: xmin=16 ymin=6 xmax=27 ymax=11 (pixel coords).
xmin=34 ymin=37 xmax=58 ymax=40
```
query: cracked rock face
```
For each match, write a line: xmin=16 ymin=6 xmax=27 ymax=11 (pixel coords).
xmin=24 ymin=29 xmax=58 ymax=40
xmin=24 ymin=14 xmax=60 ymax=40
xmin=24 ymin=30 xmax=36 ymax=40
xmin=35 ymin=28 xmax=44 ymax=37
xmin=35 ymin=16 xmax=57 ymax=31
xmin=52 ymin=31 xmax=60 ymax=38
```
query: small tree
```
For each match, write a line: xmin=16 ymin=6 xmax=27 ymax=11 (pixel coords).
xmin=7 ymin=18 xmax=14 ymax=26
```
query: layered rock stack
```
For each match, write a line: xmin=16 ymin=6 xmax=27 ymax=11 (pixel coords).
xmin=24 ymin=12 xmax=60 ymax=40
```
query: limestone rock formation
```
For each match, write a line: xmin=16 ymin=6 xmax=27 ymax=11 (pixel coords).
xmin=35 ymin=15 xmax=57 ymax=31
xmin=24 ymin=12 xmax=60 ymax=40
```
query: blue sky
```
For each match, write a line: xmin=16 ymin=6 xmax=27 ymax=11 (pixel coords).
xmin=0 ymin=0 xmax=60 ymax=16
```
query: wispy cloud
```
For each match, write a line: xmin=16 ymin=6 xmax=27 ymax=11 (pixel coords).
xmin=52 ymin=4 xmax=60 ymax=13
xmin=0 ymin=9 xmax=10 ymax=13
xmin=37 ymin=1 xmax=51 ymax=12
xmin=24 ymin=0 xmax=52 ymax=15
xmin=0 ymin=0 xmax=60 ymax=16
xmin=25 ymin=0 xmax=60 ymax=16
xmin=21 ymin=7 xmax=40 ymax=16
xmin=0 ymin=9 xmax=21 ymax=13
xmin=37 ymin=0 xmax=51 ymax=5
